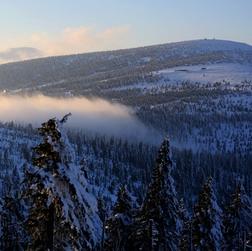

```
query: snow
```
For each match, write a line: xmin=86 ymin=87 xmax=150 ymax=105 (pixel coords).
xmin=141 ymin=57 xmax=151 ymax=63
xmin=0 ymin=121 xmax=103 ymax=248
xmin=155 ymin=63 xmax=252 ymax=86
xmin=111 ymin=63 xmax=252 ymax=94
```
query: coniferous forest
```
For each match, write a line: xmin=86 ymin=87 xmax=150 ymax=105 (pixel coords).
xmin=0 ymin=1 xmax=252 ymax=250
xmin=0 ymin=115 xmax=251 ymax=251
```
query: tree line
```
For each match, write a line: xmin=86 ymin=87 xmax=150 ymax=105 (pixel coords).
xmin=0 ymin=116 xmax=251 ymax=250
xmin=104 ymin=139 xmax=252 ymax=251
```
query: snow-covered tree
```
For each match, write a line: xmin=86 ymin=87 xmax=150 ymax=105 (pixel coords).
xmin=131 ymin=138 xmax=182 ymax=251
xmin=222 ymin=182 xmax=252 ymax=250
xmin=105 ymin=185 xmax=133 ymax=251
xmin=24 ymin=114 xmax=102 ymax=250
xmin=192 ymin=177 xmax=223 ymax=251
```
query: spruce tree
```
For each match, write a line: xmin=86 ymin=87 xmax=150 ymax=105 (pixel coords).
xmin=131 ymin=138 xmax=182 ymax=251
xmin=222 ymin=182 xmax=252 ymax=250
xmin=24 ymin=114 xmax=102 ymax=250
xmin=105 ymin=185 xmax=133 ymax=251
xmin=24 ymin=115 xmax=77 ymax=250
xmin=192 ymin=177 xmax=223 ymax=251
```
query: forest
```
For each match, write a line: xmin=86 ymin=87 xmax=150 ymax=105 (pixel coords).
xmin=0 ymin=2 xmax=252 ymax=250
xmin=0 ymin=115 xmax=251 ymax=250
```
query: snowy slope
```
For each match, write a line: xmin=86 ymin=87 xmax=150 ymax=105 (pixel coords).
xmin=0 ymin=39 xmax=251 ymax=94
xmin=0 ymin=123 xmax=103 ymax=248
xmin=155 ymin=63 xmax=252 ymax=86
xmin=111 ymin=63 xmax=252 ymax=93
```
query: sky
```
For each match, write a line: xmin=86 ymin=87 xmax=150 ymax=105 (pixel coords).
xmin=0 ymin=0 xmax=251 ymax=63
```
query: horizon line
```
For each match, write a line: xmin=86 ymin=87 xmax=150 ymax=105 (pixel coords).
xmin=1 ymin=38 xmax=252 ymax=66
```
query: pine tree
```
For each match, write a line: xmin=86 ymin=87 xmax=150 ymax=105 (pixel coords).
xmin=24 ymin=114 xmax=102 ymax=250
xmin=113 ymin=186 xmax=132 ymax=216
xmin=192 ymin=177 xmax=223 ymax=251
xmin=222 ymin=182 xmax=252 ymax=250
xmin=105 ymin=185 xmax=133 ymax=251
xmin=131 ymin=138 xmax=182 ymax=251
xmin=24 ymin=115 xmax=77 ymax=250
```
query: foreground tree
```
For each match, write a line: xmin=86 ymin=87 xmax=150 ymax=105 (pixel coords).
xmin=192 ymin=177 xmax=223 ymax=251
xmin=222 ymin=182 xmax=252 ymax=250
xmin=24 ymin=114 xmax=102 ymax=250
xmin=130 ymin=138 xmax=182 ymax=251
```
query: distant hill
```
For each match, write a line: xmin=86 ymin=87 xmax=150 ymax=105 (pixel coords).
xmin=0 ymin=39 xmax=251 ymax=94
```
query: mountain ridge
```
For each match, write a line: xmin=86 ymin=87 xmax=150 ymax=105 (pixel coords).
xmin=0 ymin=39 xmax=252 ymax=94
xmin=0 ymin=38 xmax=252 ymax=67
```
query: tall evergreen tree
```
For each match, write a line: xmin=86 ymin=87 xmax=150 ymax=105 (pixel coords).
xmin=24 ymin=114 xmax=102 ymax=250
xmin=105 ymin=185 xmax=133 ymax=251
xmin=24 ymin=115 xmax=77 ymax=250
xmin=130 ymin=138 xmax=182 ymax=251
xmin=222 ymin=182 xmax=252 ymax=250
xmin=192 ymin=177 xmax=223 ymax=251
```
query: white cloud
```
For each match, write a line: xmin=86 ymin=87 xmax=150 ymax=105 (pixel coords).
xmin=31 ymin=25 xmax=131 ymax=56
xmin=0 ymin=47 xmax=43 ymax=64
xmin=0 ymin=25 xmax=131 ymax=64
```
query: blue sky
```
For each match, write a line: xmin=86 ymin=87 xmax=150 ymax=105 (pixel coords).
xmin=0 ymin=0 xmax=251 ymax=62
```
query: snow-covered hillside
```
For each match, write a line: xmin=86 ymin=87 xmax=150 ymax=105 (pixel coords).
xmin=111 ymin=63 xmax=252 ymax=93
xmin=155 ymin=63 xmax=252 ymax=86
xmin=0 ymin=39 xmax=251 ymax=94
xmin=0 ymin=40 xmax=251 ymax=170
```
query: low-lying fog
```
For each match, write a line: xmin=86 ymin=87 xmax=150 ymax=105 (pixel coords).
xmin=0 ymin=94 xmax=161 ymax=144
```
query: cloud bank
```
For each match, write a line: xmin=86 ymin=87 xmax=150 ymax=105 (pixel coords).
xmin=0 ymin=47 xmax=43 ymax=64
xmin=0 ymin=95 xmax=161 ymax=144
xmin=31 ymin=26 xmax=131 ymax=56
xmin=0 ymin=25 xmax=131 ymax=64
